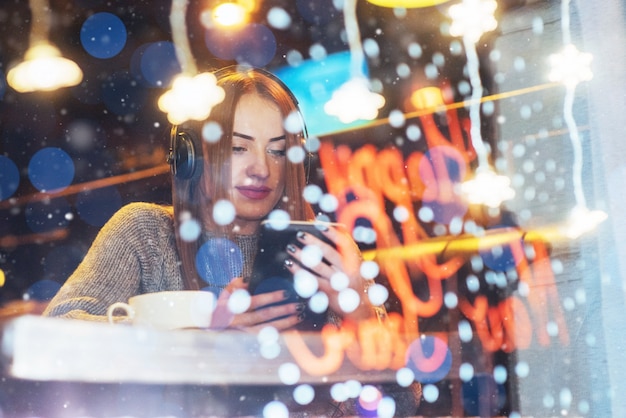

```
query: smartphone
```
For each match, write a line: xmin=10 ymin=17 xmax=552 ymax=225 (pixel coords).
xmin=248 ymin=220 xmax=341 ymax=331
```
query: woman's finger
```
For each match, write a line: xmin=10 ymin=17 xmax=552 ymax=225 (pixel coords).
xmin=229 ymin=301 xmax=303 ymax=329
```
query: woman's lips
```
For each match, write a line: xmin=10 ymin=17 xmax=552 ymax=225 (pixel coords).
xmin=236 ymin=186 xmax=272 ymax=200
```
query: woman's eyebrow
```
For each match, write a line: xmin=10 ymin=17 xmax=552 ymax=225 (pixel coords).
xmin=232 ymin=132 xmax=286 ymax=142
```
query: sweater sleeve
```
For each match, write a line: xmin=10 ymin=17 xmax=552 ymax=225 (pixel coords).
xmin=43 ymin=202 xmax=182 ymax=321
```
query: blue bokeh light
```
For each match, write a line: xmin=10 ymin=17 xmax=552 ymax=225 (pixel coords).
xmin=196 ymin=238 xmax=243 ymax=297
xmin=76 ymin=186 xmax=122 ymax=227
xmin=205 ymin=24 xmax=277 ymax=67
xmin=0 ymin=155 xmax=20 ymax=200
xmin=134 ymin=41 xmax=181 ymax=87
xmin=80 ymin=12 xmax=127 ymax=59
xmin=273 ymin=51 xmax=369 ymax=137
xmin=25 ymin=279 xmax=62 ymax=301
xmin=28 ymin=147 xmax=75 ymax=192
xmin=25 ymin=197 xmax=72 ymax=234
xmin=405 ymin=335 xmax=453 ymax=384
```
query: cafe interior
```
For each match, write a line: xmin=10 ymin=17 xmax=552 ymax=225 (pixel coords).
xmin=1 ymin=0 xmax=626 ymax=416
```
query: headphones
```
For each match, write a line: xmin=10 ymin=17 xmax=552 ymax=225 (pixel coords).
xmin=167 ymin=66 xmax=308 ymax=181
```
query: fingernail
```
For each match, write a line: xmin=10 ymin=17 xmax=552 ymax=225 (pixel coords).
xmin=296 ymin=303 xmax=306 ymax=312
xmin=297 ymin=231 xmax=306 ymax=240
xmin=283 ymin=289 xmax=294 ymax=299
xmin=284 ymin=258 xmax=294 ymax=268
xmin=298 ymin=312 xmax=306 ymax=321
xmin=286 ymin=244 xmax=297 ymax=253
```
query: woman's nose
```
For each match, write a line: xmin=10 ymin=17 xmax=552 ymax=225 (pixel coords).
xmin=246 ymin=152 xmax=270 ymax=179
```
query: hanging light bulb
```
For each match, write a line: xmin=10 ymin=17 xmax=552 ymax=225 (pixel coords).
xmin=551 ymin=0 xmax=606 ymax=238
xmin=448 ymin=0 xmax=515 ymax=208
xmin=324 ymin=0 xmax=385 ymax=123
xmin=7 ymin=43 xmax=83 ymax=92
xmin=6 ymin=0 xmax=83 ymax=93
xmin=158 ymin=0 xmax=225 ymax=125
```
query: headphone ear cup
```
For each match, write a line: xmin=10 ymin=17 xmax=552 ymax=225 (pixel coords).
xmin=170 ymin=130 xmax=197 ymax=180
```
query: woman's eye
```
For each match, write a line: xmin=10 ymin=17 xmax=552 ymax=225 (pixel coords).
xmin=232 ymin=146 xmax=247 ymax=153
xmin=268 ymin=148 xmax=286 ymax=157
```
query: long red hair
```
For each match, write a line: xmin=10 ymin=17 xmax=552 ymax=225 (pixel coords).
xmin=171 ymin=66 xmax=315 ymax=290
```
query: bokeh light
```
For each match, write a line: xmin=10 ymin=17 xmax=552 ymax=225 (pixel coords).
xmin=278 ymin=362 xmax=300 ymax=385
xmin=0 ymin=155 xmax=20 ymax=200
xmin=405 ymin=335 xmax=453 ymax=383
xmin=28 ymin=147 xmax=75 ymax=192
xmin=293 ymin=384 xmax=315 ymax=405
xmin=80 ymin=12 xmax=128 ymax=59
xmin=213 ymin=199 xmax=236 ymax=226
xmin=227 ymin=288 xmax=251 ymax=314
xmin=267 ymin=7 xmax=292 ymax=30
xmin=195 ymin=238 xmax=243 ymax=295
xmin=134 ymin=41 xmax=182 ymax=87
xmin=262 ymin=400 xmax=288 ymax=418
xmin=25 ymin=279 xmax=61 ymax=301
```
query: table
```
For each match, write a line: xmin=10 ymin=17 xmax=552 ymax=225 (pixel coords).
xmin=0 ymin=315 xmax=401 ymax=417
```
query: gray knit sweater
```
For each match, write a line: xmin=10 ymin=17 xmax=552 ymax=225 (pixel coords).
xmin=43 ymin=202 xmax=258 ymax=321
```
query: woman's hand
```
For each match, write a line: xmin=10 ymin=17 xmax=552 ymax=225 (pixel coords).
xmin=210 ymin=277 xmax=304 ymax=332
xmin=284 ymin=225 xmax=375 ymax=322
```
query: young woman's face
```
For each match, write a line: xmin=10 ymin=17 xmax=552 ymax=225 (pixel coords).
xmin=228 ymin=93 xmax=287 ymax=233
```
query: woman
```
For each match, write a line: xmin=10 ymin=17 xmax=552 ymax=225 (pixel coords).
xmin=43 ymin=66 xmax=421 ymax=416
xmin=43 ymin=66 xmax=376 ymax=330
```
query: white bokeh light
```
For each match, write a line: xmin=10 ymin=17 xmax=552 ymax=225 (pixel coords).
xmin=360 ymin=260 xmax=380 ymax=279
xmin=179 ymin=218 xmax=201 ymax=242
xmin=330 ymin=271 xmax=350 ymax=291
xmin=266 ymin=209 xmax=291 ymax=230
xmin=293 ymin=269 xmax=319 ymax=298
xmin=300 ymin=244 xmax=324 ymax=269
xmin=262 ymin=401 xmax=288 ymax=418
xmin=303 ymin=184 xmax=323 ymax=204
xmin=367 ymin=284 xmax=389 ymax=306
xmin=293 ymin=384 xmax=315 ymax=405
xmin=338 ymin=288 xmax=360 ymax=313
xmin=287 ymin=145 xmax=306 ymax=164
xmin=396 ymin=367 xmax=415 ymax=387
xmin=227 ymin=289 xmax=251 ymax=314
xmin=278 ymin=362 xmax=301 ymax=385
xmin=202 ymin=121 xmax=223 ymax=143
xmin=309 ymin=291 xmax=329 ymax=313
xmin=267 ymin=7 xmax=291 ymax=30
xmin=213 ymin=199 xmax=236 ymax=225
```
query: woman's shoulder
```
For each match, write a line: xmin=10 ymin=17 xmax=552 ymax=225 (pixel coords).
xmin=106 ymin=202 xmax=174 ymax=231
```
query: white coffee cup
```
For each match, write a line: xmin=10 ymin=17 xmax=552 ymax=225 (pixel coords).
xmin=106 ymin=290 xmax=216 ymax=330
